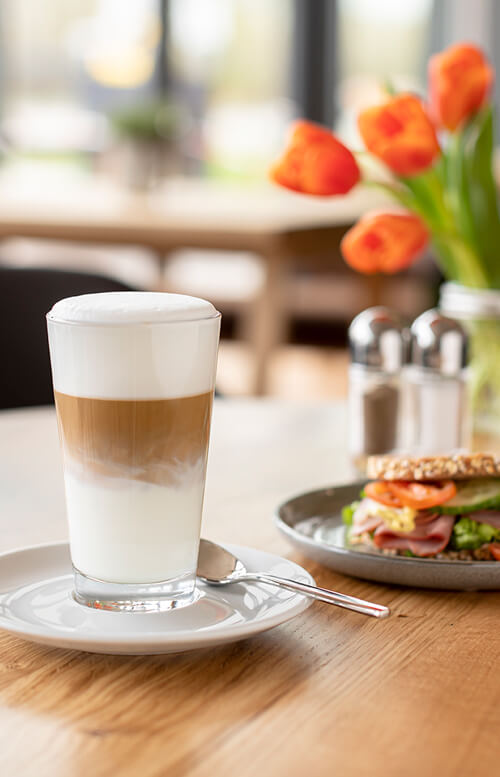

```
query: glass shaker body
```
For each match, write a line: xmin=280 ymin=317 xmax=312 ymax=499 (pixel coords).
xmin=403 ymin=366 xmax=470 ymax=454
xmin=407 ymin=309 xmax=469 ymax=455
xmin=349 ymin=363 xmax=403 ymax=471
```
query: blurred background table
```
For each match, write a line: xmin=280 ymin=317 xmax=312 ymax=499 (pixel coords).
xmin=0 ymin=168 xmax=437 ymax=395
xmin=0 ymin=401 xmax=498 ymax=777
xmin=0 ymin=171 xmax=393 ymax=394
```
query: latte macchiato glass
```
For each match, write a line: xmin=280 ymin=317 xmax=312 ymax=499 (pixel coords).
xmin=47 ymin=292 xmax=220 ymax=612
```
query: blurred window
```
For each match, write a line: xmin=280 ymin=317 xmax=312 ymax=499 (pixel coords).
xmin=336 ymin=0 xmax=435 ymax=142
xmin=0 ymin=0 xmax=439 ymax=173
xmin=168 ymin=0 xmax=294 ymax=179
xmin=0 ymin=0 xmax=162 ymax=154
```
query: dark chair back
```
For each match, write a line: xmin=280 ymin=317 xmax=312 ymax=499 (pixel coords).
xmin=0 ymin=267 xmax=134 ymax=409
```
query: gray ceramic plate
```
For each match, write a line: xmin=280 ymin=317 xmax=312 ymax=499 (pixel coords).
xmin=274 ymin=482 xmax=500 ymax=590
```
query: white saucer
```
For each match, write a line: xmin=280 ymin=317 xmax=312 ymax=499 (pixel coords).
xmin=0 ymin=542 xmax=313 ymax=654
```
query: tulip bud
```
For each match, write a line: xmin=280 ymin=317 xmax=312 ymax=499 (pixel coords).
xmin=428 ymin=43 xmax=494 ymax=131
xmin=341 ymin=211 xmax=429 ymax=274
xmin=358 ymin=94 xmax=440 ymax=176
xmin=270 ymin=120 xmax=360 ymax=196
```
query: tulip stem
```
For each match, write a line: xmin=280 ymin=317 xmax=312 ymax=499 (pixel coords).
xmin=432 ymin=234 xmax=489 ymax=288
xmin=362 ymin=180 xmax=416 ymax=212
xmin=363 ymin=172 xmax=489 ymax=288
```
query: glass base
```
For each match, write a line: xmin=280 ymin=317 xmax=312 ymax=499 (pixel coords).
xmin=73 ymin=568 xmax=199 ymax=612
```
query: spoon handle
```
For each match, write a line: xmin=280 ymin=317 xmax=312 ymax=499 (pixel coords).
xmin=244 ymin=573 xmax=390 ymax=618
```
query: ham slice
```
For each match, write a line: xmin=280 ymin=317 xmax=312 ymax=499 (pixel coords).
xmin=467 ymin=511 xmax=500 ymax=529
xmin=414 ymin=511 xmax=439 ymax=525
xmin=373 ymin=514 xmax=455 ymax=557
xmin=351 ymin=500 xmax=385 ymax=536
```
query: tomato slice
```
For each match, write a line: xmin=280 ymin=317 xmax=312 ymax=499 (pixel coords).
xmin=387 ymin=480 xmax=456 ymax=510
xmin=489 ymin=543 xmax=500 ymax=561
xmin=365 ymin=480 xmax=457 ymax=510
xmin=365 ymin=481 xmax=403 ymax=508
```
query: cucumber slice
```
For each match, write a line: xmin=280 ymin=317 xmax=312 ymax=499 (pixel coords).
xmin=437 ymin=479 xmax=500 ymax=515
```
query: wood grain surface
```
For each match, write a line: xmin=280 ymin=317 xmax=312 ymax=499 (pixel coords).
xmin=0 ymin=401 xmax=499 ymax=777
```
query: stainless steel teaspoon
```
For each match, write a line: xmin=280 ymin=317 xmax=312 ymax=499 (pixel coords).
xmin=197 ymin=540 xmax=390 ymax=618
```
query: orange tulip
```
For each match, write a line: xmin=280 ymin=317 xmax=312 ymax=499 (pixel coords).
xmin=358 ymin=94 xmax=440 ymax=176
xmin=428 ymin=43 xmax=494 ymax=131
xmin=341 ymin=211 xmax=429 ymax=274
xmin=270 ymin=120 xmax=360 ymax=196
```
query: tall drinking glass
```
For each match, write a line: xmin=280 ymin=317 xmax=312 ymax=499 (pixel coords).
xmin=47 ymin=292 xmax=220 ymax=612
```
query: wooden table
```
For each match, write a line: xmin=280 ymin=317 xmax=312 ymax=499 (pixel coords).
xmin=1 ymin=401 xmax=499 ymax=777
xmin=0 ymin=169 xmax=387 ymax=393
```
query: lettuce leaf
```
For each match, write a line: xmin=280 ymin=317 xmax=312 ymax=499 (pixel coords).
xmin=342 ymin=501 xmax=359 ymax=526
xmin=451 ymin=517 xmax=500 ymax=550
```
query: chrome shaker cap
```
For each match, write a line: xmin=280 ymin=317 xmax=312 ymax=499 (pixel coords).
xmin=411 ymin=308 xmax=467 ymax=374
xmin=349 ymin=307 xmax=409 ymax=372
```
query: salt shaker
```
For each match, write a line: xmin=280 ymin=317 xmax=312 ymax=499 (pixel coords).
xmin=404 ymin=309 xmax=469 ymax=453
xmin=348 ymin=307 xmax=409 ymax=470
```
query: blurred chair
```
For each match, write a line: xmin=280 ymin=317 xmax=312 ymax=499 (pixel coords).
xmin=0 ymin=267 xmax=134 ymax=410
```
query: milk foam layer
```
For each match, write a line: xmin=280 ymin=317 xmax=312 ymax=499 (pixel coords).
xmin=49 ymin=291 xmax=217 ymax=324
xmin=47 ymin=292 xmax=221 ymax=399
xmin=65 ymin=473 xmax=204 ymax=583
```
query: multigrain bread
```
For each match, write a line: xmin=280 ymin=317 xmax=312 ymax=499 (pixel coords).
xmin=366 ymin=453 xmax=499 ymax=482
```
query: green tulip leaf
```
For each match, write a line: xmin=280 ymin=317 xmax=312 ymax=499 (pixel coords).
xmin=463 ymin=106 xmax=500 ymax=287
xmin=444 ymin=106 xmax=500 ymax=288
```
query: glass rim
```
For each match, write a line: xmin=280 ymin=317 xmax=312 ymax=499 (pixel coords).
xmin=440 ymin=282 xmax=500 ymax=319
xmin=46 ymin=310 xmax=221 ymax=328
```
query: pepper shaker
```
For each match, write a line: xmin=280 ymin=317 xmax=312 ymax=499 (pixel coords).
xmin=348 ymin=307 xmax=409 ymax=470
xmin=404 ymin=309 xmax=469 ymax=453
